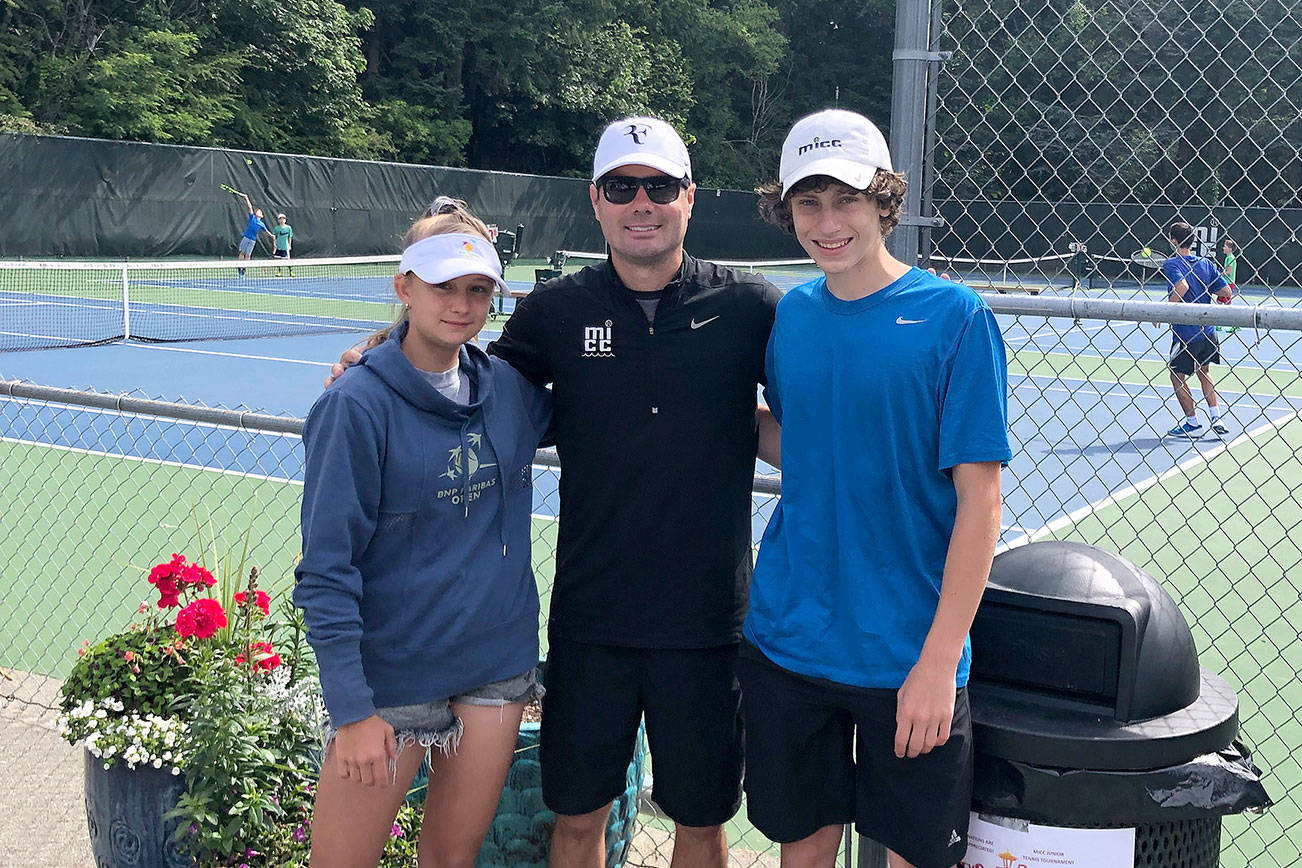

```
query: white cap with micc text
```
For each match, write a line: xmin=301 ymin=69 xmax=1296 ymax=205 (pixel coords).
xmin=592 ymin=117 xmax=692 ymax=182
xmin=779 ymin=109 xmax=892 ymax=196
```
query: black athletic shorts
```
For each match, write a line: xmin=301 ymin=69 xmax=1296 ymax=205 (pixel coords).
xmin=539 ymin=634 xmax=743 ymax=827
xmin=737 ymin=643 xmax=972 ymax=868
xmin=1170 ymin=334 xmax=1220 ymax=376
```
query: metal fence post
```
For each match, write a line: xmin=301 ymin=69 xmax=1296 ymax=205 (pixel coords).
xmin=888 ymin=0 xmax=944 ymax=267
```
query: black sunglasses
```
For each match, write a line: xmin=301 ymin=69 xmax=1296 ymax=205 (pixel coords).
xmin=598 ymin=175 xmax=689 ymax=205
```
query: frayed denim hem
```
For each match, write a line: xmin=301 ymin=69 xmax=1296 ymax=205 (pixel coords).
xmin=321 ymin=715 xmax=465 ymax=785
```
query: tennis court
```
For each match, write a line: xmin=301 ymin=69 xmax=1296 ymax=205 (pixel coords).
xmin=4 ymin=255 xmax=1302 ymax=866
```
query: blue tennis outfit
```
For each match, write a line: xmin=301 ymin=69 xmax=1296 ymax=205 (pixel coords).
xmin=744 ymin=267 xmax=1012 ymax=691
xmin=1162 ymin=254 xmax=1226 ymax=345
xmin=242 ymin=213 xmax=267 ymax=240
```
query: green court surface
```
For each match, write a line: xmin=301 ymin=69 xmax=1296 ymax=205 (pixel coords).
xmin=0 ymin=437 xmax=557 ymax=680
xmin=5 ymin=325 xmax=1300 ymax=864
xmin=1040 ymin=415 xmax=1302 ymax=868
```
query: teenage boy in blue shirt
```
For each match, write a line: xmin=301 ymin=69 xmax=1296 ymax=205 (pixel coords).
xmin=745 ymin=109 xmax=1011 ymax=868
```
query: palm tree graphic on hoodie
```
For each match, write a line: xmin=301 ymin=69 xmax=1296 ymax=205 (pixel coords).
xmin=442 ymin=432 xmax=496 ymax=480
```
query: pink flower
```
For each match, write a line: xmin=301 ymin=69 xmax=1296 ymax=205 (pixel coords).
xmin=391 ymin=823 xmax=403 ymax=838
xmin=292 ymin=825 xmax=307 ymax=842
xmin=174 ymin=598 xmax=227 ymax=639
xmin=123 ymin=651 xmax=135 ymax=662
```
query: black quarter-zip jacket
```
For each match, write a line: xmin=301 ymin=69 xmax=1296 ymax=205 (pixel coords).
xmin=488 ymin=253 xmax=782 ymax=648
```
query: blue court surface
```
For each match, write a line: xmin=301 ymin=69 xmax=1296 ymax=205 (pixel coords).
xmin=4 ymin=294 xmax=1301 ymax=548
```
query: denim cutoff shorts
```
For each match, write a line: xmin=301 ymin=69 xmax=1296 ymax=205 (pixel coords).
xmin=323 ymin=667 xmax=541 ymax=775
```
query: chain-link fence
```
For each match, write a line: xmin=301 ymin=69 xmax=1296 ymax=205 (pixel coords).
xmin=3 ymin=296 xmax=1299 ymax=866
xmin=921 ymin=0 xmax=1302 ymax=298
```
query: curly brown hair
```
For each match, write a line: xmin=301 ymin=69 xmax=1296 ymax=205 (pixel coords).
xmin=757 ymin=171 xmax=908 ymax=237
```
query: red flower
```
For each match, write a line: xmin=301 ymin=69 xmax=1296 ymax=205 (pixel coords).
xmin=175 ymin=598 xmax=228 ymax=639
xmin=234 ymin=590 xmax=271 ymax=616
xmin=235 ymin=641 xmax=281 ymax=671
xmin=180 ymin=563 xmax=215 ymax=588
xmin=149 ymin=553 xmax=186 ymax=584
xmin=148 ymin=555 xmax=188 ymax=608
xmin=154 ymin=576 xmax=182 ymax=609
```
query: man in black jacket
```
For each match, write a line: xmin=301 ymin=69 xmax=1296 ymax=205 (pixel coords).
xmin=331 ymin=117 xmax=781 ymax=867
xmin=495 ymin=117 xmax=780 ymax=868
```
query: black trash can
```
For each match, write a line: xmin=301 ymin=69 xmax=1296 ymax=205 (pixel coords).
xmin=960 ymin=541 xmax=1271 ymax=867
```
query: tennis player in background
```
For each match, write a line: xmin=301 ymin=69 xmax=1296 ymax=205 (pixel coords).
xmin=743 ymin=108 xmax=1010 ymax=868
xmin=1218 ymin=238 xmax=1240 ymax=333
xmin=235 ymin=192 xmax=272 ymax=276
xmin=272 ymin=212 xmax=294 ymax=276
xmin=1162 ymin=221 xmax=1232 ymax=438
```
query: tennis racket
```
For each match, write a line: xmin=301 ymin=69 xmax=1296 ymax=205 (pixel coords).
xmin=219 ymin=183 xmax=243 ymax=196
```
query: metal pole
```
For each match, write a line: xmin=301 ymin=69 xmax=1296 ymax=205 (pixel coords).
xmin=120 ymin=264 xmax=130 ymax=340
xmin=888 ymin=0 xmax=935 ymax=267
xmin=919 ymin=0 xmax=946 ymax=267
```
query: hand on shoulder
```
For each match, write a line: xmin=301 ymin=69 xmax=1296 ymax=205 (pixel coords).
xmin=325 ymin=347 xmax=364 ymax=388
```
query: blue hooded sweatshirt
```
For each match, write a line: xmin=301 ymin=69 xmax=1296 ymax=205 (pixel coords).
xmin=294 ymin=324 xmax=552 ymax=727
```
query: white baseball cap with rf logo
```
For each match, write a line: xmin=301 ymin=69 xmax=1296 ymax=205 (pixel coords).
xmin=592 ymin=117 xmax=692 ymax=183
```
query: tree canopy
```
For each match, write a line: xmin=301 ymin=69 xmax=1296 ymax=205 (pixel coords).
xmin=1 ymin=0 xmax=893 ymax=188
xmin=3 ymin=0 xmax=1296 ymax=206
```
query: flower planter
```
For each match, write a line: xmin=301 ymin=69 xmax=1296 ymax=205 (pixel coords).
xmin=83 ymin=749 xmax=193 ymax=868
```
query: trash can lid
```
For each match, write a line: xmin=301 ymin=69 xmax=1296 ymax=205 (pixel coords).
xmin=969 ymin=541 xmax=1239 ymax=769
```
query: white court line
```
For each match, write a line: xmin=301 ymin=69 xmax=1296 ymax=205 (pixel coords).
xmin=1011 ymin=370 xmax=1301 ymax=409
xmin=4 ymin=430 xmax=568 ymax=508
xmin=1 ymin=329 xmax=108 ymax=343
xmin=0 ymin=435 xmax=302 ymax=484
xmin=1003 ymin=322 xmax=1113 ymax=345
xmin=999 ymin=408 xmax=1302 ymax=551
xmin=1009 ymin=344 xmax=1293 ymax=375
xmin=125 ymin=341 xmax=335 ymax=367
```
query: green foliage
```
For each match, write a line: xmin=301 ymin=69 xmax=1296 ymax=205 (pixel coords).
xmin=60 ymin=625 xmax=208 ymax=721
xmin=64 ymin=30 xmax=239 ymax=144
xmin=936 ymin=0 xmax=1302 ymax=208
xmin=366 ymin=99 xmax=472 ymax=166
xmin=169 ymin=658 xmax=318 ymax=865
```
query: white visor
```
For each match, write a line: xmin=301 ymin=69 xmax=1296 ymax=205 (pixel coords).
xmin=398 ymin=233 xmax=508 ymax=295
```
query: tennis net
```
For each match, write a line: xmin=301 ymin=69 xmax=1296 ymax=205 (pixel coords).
xmin=555 ymin=250 xmax=821 ymax=291
xmin=0 ymin=255 xmax=403 ymax=352
xmin=923 ymin=252 xmax=1079 ymax=294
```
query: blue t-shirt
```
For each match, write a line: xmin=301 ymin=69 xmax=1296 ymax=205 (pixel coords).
xmin=744 ymin=268 xmax=1012 ymax=690
xmin=1162 ymin=254 xmax=1226 ymax=344
xmin=242 ymin=214 xmax=267 ymax=240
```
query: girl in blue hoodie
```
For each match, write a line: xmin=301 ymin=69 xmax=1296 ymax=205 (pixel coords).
xmin=294 ymin=202 xmax=551 ymax=866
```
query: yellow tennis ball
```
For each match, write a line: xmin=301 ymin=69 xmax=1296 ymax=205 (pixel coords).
xmin=245 ymin=158 xmax=252 ymax=165
xmin=1142 ymin=246 xmax=1152 ymax=257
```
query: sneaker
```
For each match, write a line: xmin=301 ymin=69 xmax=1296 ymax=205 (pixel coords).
xmin=1211 ymin=421 xmax=1230 ymax=436
xmin=1167 ymin=421 xmax=1203 ymax=437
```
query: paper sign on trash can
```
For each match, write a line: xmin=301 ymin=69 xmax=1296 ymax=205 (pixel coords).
xmin=961 ymin=813 xmax=1135 ymax=868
